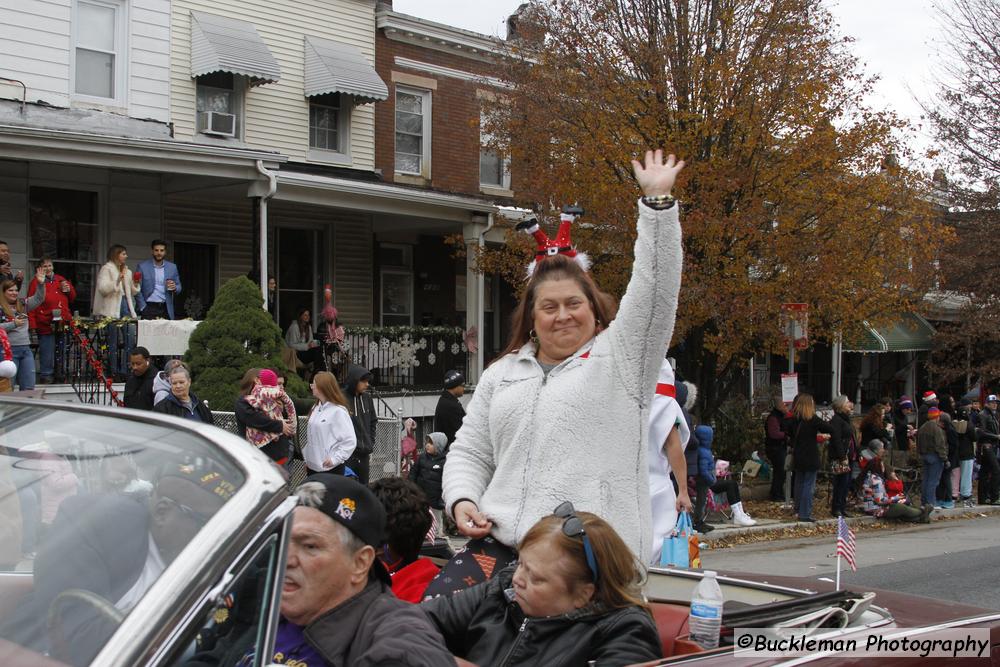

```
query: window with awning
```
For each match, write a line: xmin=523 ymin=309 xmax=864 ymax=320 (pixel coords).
xmin=842 ymin=313 xmax=937 ymax=353
xmin=189 ymin=11 xmax=281 ymax=86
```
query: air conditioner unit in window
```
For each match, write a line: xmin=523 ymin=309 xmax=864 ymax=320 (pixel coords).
xmin=198 ymin=111 xmax=237 ymax=137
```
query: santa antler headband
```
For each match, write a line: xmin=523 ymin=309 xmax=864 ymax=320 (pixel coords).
xmin=515 ymin=204 xmax=591 ymax=276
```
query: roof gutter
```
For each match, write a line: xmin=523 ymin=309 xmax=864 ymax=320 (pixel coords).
xmin=255 ymin=160 xmax=278 ymax=306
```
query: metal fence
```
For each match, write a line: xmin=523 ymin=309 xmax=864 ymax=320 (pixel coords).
xmin=341 ymin=327 xmax=471 ymax=393
xmin=211 ymin=410 xmax=402 ymax=486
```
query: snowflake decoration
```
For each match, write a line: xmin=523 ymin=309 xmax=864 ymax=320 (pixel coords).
xmin=380 ymin=338 xmax=391 ymax=350
xmin=437 ymin=340 xmax=446 ymax=352
xmin=427 ymin=352 xmax=436 ymax=365
xmin=368 ymin=342 xmax=380 ymax=359
xmin=451 ymin=343 xmax=460 ymax=355
xmin=418 ymin=337 xmax=428 ymax=350
xmin=394 ymin=338 xmax=418 ymax=370
xmin=461 ymin=343 xmax=468 ymax=352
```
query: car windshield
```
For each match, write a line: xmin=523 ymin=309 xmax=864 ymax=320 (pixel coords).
xmin=0 ymin=402 xmax=246 ymax=666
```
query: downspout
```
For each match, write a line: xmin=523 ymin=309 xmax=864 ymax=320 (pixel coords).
xmin=256 ymin=160 xmax=277 ymax=307
xmin=474 ymin=212 xmax=495 ymax=383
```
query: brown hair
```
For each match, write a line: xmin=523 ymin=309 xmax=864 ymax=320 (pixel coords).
xmin=518 ymin=511 xmax=649 ymax=614
xmin=238 ymin=368 xmax=261 ymax=397
xmin=310 ymin=371 xmax=348 ymax=410
xmin=0 ymin=279 xmax=22 ymax=320
xmin=793 ymin=393 xmax=816 ymax=421
xmin=859 ymin=405 xmax=885 ymax=433
xmin=500 ymin=254 xmax=617 ymax=358
xmin=106 ymin=244 xmax=127 ymax=264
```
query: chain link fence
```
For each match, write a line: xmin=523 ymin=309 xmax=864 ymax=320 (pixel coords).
xmin=211 ymin=411 xmax=402 ymax=488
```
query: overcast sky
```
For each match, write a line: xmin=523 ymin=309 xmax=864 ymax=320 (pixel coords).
xmin=393 ymin=0 xmax=945 ymax=160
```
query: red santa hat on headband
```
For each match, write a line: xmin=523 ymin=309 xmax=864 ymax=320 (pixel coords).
xmin=922 ymin=390 xmax=937 ymax=403
xmin=515 ymin=204 xmax=591 ymax=276
xmin=0 ymin=330 xmax=15 ymax=379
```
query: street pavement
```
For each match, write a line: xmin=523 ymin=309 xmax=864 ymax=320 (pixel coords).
xmin=703 ymin=514 xmax=1000 ymax=610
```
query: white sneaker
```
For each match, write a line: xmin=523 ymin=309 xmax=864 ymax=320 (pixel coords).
xmin=731 ymin=502 xmax=757 ymax=527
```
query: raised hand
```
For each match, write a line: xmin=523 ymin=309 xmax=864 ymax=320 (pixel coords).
xmin=35 ymin=267 xmax=46 ymax=284
xmin=631 ymin=149 xmax=685 ymax=198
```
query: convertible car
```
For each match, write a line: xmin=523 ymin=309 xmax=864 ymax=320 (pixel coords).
xmin=0 ymin=397 xmax=997 ymax=666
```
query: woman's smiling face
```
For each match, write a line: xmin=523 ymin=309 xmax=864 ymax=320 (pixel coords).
xmin=531 ymin=278 xmax=596 ymax=365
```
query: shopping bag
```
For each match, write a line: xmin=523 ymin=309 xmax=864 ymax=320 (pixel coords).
xmin=689 ymin=532 xmax=702 ymax=569
xmin=661 ymin=512 xmax=693 ymax=568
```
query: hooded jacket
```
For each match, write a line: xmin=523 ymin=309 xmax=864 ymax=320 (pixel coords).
xmin=410 ymin=432 xmax=448 ymax=509
xmin=695 ymin=425 xmax=716 ymax=484
xmin=152 ymin=371 xmax=172 ymax=406
xmin=123 ymin=363 xmax=159 ymax=411
xmin=343 ymin=363 xmax=377 ymax=450
xmin=442 ymin=202 xmax=683 ymax=559
xmin=421 ymin=565 xmax=662 ymax=667
xmin=27 ymin=274 xmax=76 ymax=335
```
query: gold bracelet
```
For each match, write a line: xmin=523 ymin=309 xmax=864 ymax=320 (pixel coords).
xmin=641 ymin=194 xmax=677 ymax=210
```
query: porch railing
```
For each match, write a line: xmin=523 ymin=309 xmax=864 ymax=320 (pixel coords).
xmin=46 ymin=321 xmax=471 ymax=396
xmin=59 ymin=319 xmax=129 ymax=406
xmin=340 ymin=326 xmax=471 ymax=393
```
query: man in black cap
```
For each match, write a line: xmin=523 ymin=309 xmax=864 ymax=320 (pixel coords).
xmin=434 ymin=369 xmax=466 ymax=448
xmin=257 ymin=474 xmax=453 ymax=666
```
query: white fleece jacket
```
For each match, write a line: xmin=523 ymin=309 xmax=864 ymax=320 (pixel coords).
xmin=443 ymin=200 xmax=683 ymax=559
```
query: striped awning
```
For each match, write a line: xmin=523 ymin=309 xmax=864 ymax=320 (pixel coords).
xmin=190 ymin=11 xmax=281 ymax=86
xmin=842 ymin=313 xmax=937 ymax=353
xmin=304 ymin=36 xmax=388 ymax=103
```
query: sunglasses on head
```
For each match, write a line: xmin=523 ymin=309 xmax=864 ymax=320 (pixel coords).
xmin=553 ymin=501 xmax=599 ymax=583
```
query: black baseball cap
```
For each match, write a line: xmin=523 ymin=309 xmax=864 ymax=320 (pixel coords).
xmin=295 ymin=474 xmax=390 ymax=584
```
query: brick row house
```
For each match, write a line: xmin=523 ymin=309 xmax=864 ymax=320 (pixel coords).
xmin=0 ymin=0 xmax=522 ymax=412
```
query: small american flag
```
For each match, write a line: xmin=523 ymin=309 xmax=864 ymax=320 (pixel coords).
xmin=836 ymin=516 xmax=857 ymax=572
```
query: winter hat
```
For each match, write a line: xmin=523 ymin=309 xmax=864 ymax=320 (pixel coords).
xmin=426 ymin=432 xmax=448 ymax=451
xmin=515 ymin=205 xmax=591 ymax=276
xmin=988 ymin=395 xmax=999 ymax=404
xmin=294 ymin=474 xmax=390 ymax=584
xmin=922 ymin=391 xmax=937 ymax=403
xmin=443 ymin=369 xmax=465 ymax=390
xmin=258 ymin=369 xmax=278 ymax=387
xmin=898 ymin=397 xmax=914 ymax=410
xmin=927 ymin=407 xmax=941 ymax=419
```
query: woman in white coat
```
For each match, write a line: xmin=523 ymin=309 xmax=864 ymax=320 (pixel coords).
xmin=428 ymin=150 xmax=686 ymax=597
xmin=93 ymin=244 xmax=139 ymax=377
xmin=304 ymin=371 xmax=356 ymax=475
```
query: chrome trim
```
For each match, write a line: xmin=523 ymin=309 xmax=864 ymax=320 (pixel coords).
xmin=780 ymin=612 xmax=1000 ymax=665
xmin=143 ymin=496 xmax=298 ymax=666
xmin=647 ymin=566 xmax=817 ymax=598
xmin=0 ymin=398 xmax=289 ymax=667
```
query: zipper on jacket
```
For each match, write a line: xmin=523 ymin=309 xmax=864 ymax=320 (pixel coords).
xmin=499 ymin=618 xmax=529 ymax=667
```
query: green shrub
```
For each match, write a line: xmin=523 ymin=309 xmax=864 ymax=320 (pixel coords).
xmin=711 ymin=395 xmax=763 ymax=466
xmin=184 ymin=276 xmax=308 ymax=409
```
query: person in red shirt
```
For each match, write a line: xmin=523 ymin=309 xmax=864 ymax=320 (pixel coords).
xmin=27 ymin=257 xmax=76 ymax=384
xmin=370 ymin=476 xmax=441 ymax=603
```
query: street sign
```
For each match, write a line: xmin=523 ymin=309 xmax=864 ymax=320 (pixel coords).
xmin=781 ymin=303 xmax=809 ymax=350
xmin=781 ymin=372 xmax=799 ymax=403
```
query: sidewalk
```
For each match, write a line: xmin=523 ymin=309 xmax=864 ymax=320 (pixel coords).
xmin=700 ymin=502 xmax=1000 ymax=544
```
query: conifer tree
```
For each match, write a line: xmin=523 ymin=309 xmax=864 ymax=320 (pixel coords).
xmin=185 ymin=276 xmax=308 ymax=409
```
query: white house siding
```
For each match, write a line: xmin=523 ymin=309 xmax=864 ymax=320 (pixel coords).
xmin=0 ymin=0 xmax=72 ymax=107
xmin=163 ymin=197 xmax=254 ymax=284
xmin=129 ymin=0 xmax=172 ymax=123
xmin=0 ymin=0 xmax=170 ymax=123
xmin=169 ymin=0 xmax=377 ymax=169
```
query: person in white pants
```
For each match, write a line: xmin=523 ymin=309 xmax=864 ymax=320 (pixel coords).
xmin=647 ymin=358 xmax=693 ymax=565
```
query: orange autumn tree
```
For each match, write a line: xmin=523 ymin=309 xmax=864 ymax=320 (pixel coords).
xmin=480 ymin=0 xmax=941 ymax=415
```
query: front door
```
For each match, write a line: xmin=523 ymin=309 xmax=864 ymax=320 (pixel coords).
xmin=276 ymin=227 xmax=322 ymax=334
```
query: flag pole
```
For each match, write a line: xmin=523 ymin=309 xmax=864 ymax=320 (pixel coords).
xmin=835 ymin=553 xmax=841 ymax=591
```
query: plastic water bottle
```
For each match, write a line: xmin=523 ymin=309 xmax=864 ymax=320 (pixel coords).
xmin=688 ymin=570 xmax=724 ymax=649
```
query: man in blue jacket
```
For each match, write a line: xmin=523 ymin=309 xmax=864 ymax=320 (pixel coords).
xmin=135 ymin=239 xmax=182 ymax=319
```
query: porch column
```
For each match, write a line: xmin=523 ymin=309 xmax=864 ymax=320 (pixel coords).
xmin=831 ymin=335 xmax=842 ymax=401
xmin=249 ymin=162 xmax=277 ymax=306
xmin=463 ymin=215 xmax=490 ymax=384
